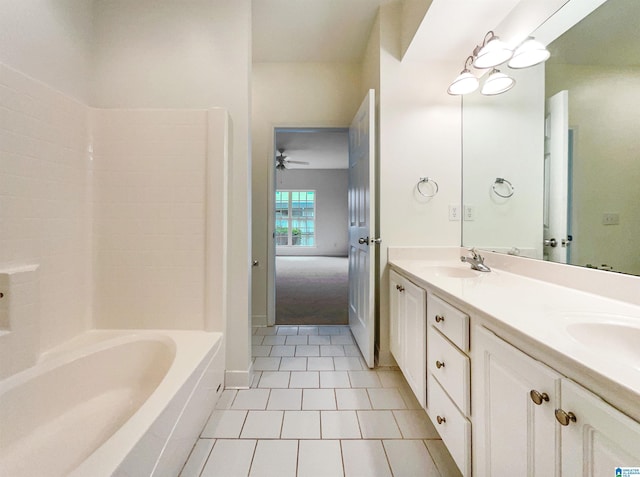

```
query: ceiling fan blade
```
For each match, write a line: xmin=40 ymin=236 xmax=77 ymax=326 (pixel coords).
xmin=286 ymin=160 xmax=310 ymax=165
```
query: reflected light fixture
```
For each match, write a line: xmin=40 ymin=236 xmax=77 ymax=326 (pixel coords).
xmin=481 ymin=69 xmax=515 ymax=95
xmin=473 ymin=31 xmax=513 ymax=69
xmin=508 ymin=37 xmax=550 ymax=69
xmin=447 ymin=56 xmax=479 ymax=95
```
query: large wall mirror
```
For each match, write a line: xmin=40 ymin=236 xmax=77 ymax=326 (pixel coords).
xmin=462 ymin=0 xmax=640 ymax=276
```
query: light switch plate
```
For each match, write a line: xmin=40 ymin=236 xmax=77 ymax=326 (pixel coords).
xmin=602 ymin=213 xmax=619 ymax=225
xmin=449 ymin=205 xmax=461 ymax=221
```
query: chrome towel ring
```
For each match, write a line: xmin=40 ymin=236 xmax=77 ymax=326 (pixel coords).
xmin=417 ymin=177 xmax=439 ymax=198
xmin=492 ymin=177 xmax=514 ymax=198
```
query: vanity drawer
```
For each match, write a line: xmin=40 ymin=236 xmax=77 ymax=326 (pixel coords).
xmin=429 ymin=294 xmax=469 ymax=351
xmin=428 ymin=373 xmax=471 ymax=477
xmin=428 ymin=327 xmax=470 ymax=415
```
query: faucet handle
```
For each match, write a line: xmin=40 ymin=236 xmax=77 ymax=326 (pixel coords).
xmin=468 ymin=247 xmax=485 ymax=262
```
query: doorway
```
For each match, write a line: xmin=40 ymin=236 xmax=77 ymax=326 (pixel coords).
xmin=272 ymin=128 xmax=350 ymax=326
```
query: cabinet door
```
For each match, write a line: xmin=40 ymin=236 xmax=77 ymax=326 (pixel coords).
xmin=389 ymin=270 xmax=404 ymax=367
xmin=560 ymin=379 xmax=640 ymax=476
xmin=402 ymin=279 xmax=426 ymax=408
xmin=473 ymin=326 xmax=561 ymax=477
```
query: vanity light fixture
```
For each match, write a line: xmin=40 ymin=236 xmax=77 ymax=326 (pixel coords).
xmin=447 ymin=56 xmax=479 ymax=95
xmin=472 ymin=31 xmax=513 ymax=69
xmin=481 ymin=69 xmax=515 ymax=95
xmin=508 ymin=37 xmax=550 ymax=69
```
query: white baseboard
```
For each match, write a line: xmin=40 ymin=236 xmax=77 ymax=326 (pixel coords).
xmin=252 ymin=314 xmax=267 ymax=327
xmin=225 ymin=367 xmax=252 ymax=389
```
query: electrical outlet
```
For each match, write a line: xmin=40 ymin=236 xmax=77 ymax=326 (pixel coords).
xmin=463 ymin=205 xmax=475 ymax=221
xmin=602 ymin=213 xmax=619 ymax=225
xmin=449 ymin=205 xmax=461 ymax=221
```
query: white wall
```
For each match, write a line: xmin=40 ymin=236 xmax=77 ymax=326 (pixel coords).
xmin=0 ymin=0 xmax=93 ymax=102
xmin=376 ymin=3 xmax=462 ymax=365
xmin=251 ymin=62 xmax=363 ymax=323
xmin=547 ymin=64 xmax=640 ymax=275
xmin=275 ymin=169 xmax=349 ymax=257
xmin=462 ymin=65 xmax=545 ymax=259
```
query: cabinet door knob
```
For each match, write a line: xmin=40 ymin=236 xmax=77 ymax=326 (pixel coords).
xmin=529 ymin=389 xmax=549 ymax=405
xmin=436 ymin=415 xmax=446 ymax=425
xmin=436 ymin=360 xmax=445 ymax=369
xmin=435 ymin=315 xmax=445 ymax=323
xmin=397 ymin=285 xmax=405 ymax=292
xmin=555 ymin=408 xmax=577 ymax=426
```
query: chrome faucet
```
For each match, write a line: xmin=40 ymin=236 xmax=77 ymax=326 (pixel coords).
xmin=461 ymin=248 xmax=491 ymax=272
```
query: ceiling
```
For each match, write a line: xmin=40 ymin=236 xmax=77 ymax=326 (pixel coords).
xmin=276 ymin=129 xmax=349 ymax=170
xmin=252 ymin=0 xmax=390 ymax=63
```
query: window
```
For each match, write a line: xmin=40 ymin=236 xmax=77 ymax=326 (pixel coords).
xmin=275 ymin=190 xmax=315 ymax=246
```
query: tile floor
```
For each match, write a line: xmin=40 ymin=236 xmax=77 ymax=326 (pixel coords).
xmin=180 ymin=325 xmax=460 ymax=477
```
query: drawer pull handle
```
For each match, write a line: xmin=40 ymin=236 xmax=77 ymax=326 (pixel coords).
xmin=529 ymin=389 xmax=549 ymax=405
xmin=555 ymin=409 xmax=577 ymax=426
xmin=435 ymin=360 xmax=445 ymax=369
xmin=436 ymin=415 xmax=446 ymax=425
xmin=435 ymin=315 xmax=445 ymax=323
xmin=396 ymin=285 xmax=405 ymax=292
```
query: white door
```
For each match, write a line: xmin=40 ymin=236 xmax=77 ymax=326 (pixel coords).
xmin=348 ymin=89 xmax=376 ymax=368
xmin=544 ymin=90 xmax=569 ymax=263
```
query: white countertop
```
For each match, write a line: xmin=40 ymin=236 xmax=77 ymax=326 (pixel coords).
xmin=388 ymin=247 xmax=640 ymax=421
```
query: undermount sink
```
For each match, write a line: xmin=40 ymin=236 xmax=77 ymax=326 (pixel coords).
xmin=431 ymin=266 xmax=481 ymax=279
xmin=566 ymin=321 xmax=640 ymax=368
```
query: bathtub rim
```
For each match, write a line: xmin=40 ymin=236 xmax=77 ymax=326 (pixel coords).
xmin=0 ymin=329 xmax=223 ymax=477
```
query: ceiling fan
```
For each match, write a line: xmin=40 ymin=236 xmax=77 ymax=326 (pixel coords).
xmin=275 ymin=148 xmax=309 ymax=170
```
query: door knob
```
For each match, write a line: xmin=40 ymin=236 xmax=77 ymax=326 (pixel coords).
xmin=370 ymin=237 xmax=382 ymax=244
xmin=544 ymin=238 xmax=558 ymax=247
xmin=358 ymin=237 xmax=368 ymax=244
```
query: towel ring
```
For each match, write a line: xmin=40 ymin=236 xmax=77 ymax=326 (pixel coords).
xmin=492 ymin=177 xmax=515 ymax=198
xmin=417 ymin=177 xmax=439 ymax=198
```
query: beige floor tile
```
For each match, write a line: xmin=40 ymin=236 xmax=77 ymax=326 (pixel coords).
xmin=253 ymin=357 xmax=281 ymax=371
xmin=367 ymin=388 xmax=407 ymax=410
xmin=298 ymin=440 xmax=343 ymax=477
xmin=279 ymin=357 xmax=307 ymax=371
xmin=285 ymin=335 xmax=308 ymax=345
xmin=240 ymin=410 xmax=284 ymax=439
xmin=377 ymin=370 xmax=407 ymax=388
xmin=249 ymin=440 xmax=298 ymax=477
xmin=258 ymin=371 xmax=290 ymax=388
xmin=321 ymin=410 xmax=361 ymax=439
xmin=320 ymin=371 xmax=350 ymax=388
xmin=335 ymin=388 xmax=372 ymax=410
xmin=281 ymin=410 xmax=321 ymax=439
xmin=348 ymin=370 xmax=382 ymax=388
xmin=267 ymin=389 xmax=302 ymax=410
xmin=384 ymin=439 xmax=441 ymax=477
xmin=334 ymin=357 xmax=364 ymax=370
xmin=302 ymin=389 xmax=336 ymax=410
xmin=307 ymin=357 xmax=334 ymax=371
xmin=270 ymin=345 xmax=296 ymax=357
xmin=201 ymin=410 xmax=247 ymax=438
xmin=262 ymin=335 xmax=286 ymax=346
xmin=295 ymin=345 xmax=321 ymax=357
xmin=200 ymin=439 xmax=256 ymax=477
xmin=357 ymin=410 xmax=402 ymax=438
xmin=231 ymin=389 xmax=270 ymax=410
xmin=342 ymin=440 xmax=392 ymax=477
xmin=308 ymin=335 xmax=331 ymax=345
xmin=320 ymin=345 xmax=346 ymax=357
xmin=289 ymin=371 xmax=319 ymax=388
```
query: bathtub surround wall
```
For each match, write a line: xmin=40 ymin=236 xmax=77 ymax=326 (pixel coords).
xmin=0 ymin=266 xmax=40 ymax=379
xmin=0 ymin=64 xmax=92 ymax=355
xmin=92 ymin=109 xmax=210 ymax=330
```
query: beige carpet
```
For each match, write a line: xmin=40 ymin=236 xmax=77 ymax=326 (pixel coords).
xmin=276 ymin=256 xmax=348 ymax=325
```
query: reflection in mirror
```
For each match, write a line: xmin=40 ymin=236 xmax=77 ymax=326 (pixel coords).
xmin=462 ymin=0 xmax=640 ymax=276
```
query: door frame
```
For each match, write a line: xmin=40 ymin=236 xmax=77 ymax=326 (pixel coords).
xmin=266 ymin=123 xmax=351 ymax=326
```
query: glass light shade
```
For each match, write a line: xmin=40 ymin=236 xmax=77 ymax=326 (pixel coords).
xmin=447 ymin=70 xmax=479 ymax=95
xmin=481 ymin=69 xmax=515 ymax=95
xmin=473 ymin=37 xmax=513 ymax=69
xmin=508 ymin=38 xmax=550 ymax=68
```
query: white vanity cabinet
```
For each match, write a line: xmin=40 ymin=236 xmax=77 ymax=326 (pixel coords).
xmin=472 ymin=326 xmax=560 ymax=476
xmin=473 ymin=325 xmax=640 ymax=477
xmin=389 ymin=269 xmax=426 ymax=407
xmin=560 ymin=379 xmax=640 ymax=476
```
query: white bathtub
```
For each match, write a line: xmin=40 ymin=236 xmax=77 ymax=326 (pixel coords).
xmin=0 ymin=330 xmax=224 ymax=477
